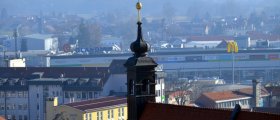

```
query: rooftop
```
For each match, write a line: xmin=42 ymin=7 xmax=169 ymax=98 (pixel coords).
xmin=140 ymin=103 xmax=280 ymax=120
xmin=23 ymin=34 xmax=54 ymax=39
xmin=197 ymin=87 xmax=269 ymax=102
xmin=64 ymin=96 xmax=127 ymax=111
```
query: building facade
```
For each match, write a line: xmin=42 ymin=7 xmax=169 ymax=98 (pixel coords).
xmin=50 ymin=49 xmax=280 ymax=83
xmin=0 ymin=67 xmax=108 ymax=120
xmin=46 ymin=96 xmax=127 ymax=120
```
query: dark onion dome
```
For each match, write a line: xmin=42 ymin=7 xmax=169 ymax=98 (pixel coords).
xmin=130 ymin=22 xmax=150 ymax=57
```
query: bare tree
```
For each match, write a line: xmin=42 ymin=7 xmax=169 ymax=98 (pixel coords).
xmin=168 ymin=80 xmax=192 ymax=105
xmin=77 ymin=21 xmax=101 ymax=48
xmin=174 ymin=91 xmax=190 ymax=105
xmin=53 ymin=112 xmax=69 ymax=120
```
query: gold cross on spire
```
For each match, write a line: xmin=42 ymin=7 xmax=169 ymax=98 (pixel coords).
xmin=136 ymin=0 xmax=142 ymax=22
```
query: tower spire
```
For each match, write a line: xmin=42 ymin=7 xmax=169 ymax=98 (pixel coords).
xmin=130 ymin=0 xmax=149 ymax=57
xmin=125 ymin=1 xmax=157 ymax=120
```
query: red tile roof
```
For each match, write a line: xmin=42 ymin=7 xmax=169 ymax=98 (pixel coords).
xmin=0 ymin=116 xmax=5 ymax=120
xmin=247 ymin=31 xmax=280 ymax=41
xmin=64 ymin=96 xmax=126 ymax=111
xmin=140 ymin=103 xmax=280 ymax=120
xmin=168 ymin=90 xmax=192 ymax=98
xmin=199 ymin=87 xmax=269 ymax=102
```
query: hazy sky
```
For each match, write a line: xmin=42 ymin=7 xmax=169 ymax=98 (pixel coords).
xmin=1 ymin=0 xmax=279 ymax=17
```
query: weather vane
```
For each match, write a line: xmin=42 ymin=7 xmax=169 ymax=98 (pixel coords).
xmin=136 ymin=0 xmax=142 ymax=22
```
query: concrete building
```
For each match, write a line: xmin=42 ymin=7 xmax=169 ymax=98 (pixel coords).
xmin=0 ymin=50 xmax=52 ymax=67
xmin=50 ymin=49 xmax=280 ymax=83
xmin=46 ymin=96 xmax=127 ymax=120
xmin=8 ymin=58 xmax=26 ymax=67
xmin=0 ymin=78 xmax=28 ymax=120
xmin=22 ymin=34 xmax=58 ymax=51
xmin=0 ymin=60 xmax=166 ymax=120
xmin=0 ymin=67 xmax=109 ymax=120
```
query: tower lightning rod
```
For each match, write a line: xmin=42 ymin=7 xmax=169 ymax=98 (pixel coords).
xmin=136 ymin=0 xmax=142 ymax=22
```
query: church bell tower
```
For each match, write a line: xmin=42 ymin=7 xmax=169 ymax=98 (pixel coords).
xmin=124 ymin=1 xmax=158 ymax=120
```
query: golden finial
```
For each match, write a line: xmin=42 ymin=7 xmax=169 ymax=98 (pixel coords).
xmin=136 ymin=1 xmax=142 ymax=22
xmin=136 ymin=2 xmax=142 ymax=10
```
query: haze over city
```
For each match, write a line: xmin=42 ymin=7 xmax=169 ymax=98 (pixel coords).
xmin=0 ymin=0 xmax=280 ymax=120
xmin=1 ymin=0 xmax=280 ymax=16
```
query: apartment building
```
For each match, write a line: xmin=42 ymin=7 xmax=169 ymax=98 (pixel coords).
xmin=46 ymin=96 xmax=127 ymax=120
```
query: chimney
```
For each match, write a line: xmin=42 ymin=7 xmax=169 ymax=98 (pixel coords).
xmin=252 ymin=79 xmax=261 ymax=107
xmin=45 ymin=97 xmax=58 ymax=120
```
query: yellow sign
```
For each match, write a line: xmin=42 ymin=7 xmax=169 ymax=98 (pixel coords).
xmin=227 ymin=41 xmax=239 ymax=53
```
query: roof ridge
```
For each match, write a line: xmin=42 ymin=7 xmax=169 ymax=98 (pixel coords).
xmin=71 ymin=97 xmax=126 ymax=108
xmin=66 ymin=96 xmax=116 ymax=105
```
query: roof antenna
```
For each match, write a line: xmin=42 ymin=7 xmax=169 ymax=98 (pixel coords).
xmin=13 ymin=28 xmax=18 ymax=59
xmin=136 ymin=0 xmax=142 ymax=22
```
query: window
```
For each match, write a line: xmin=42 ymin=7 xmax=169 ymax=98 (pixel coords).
xmin=11 ymin=91 xmax=17 ymax=97
xmin=118 ymin=108 xmax=124 ymax=120
xmin=12 ymin=115 xmax=16 ymax=120
xmin=0 ymin=92 xmax=4 ymax=98
xmin=65 ymin=92 xmax=69 ymax=98
xmin=89 ymin=92 xmax=93 ymax=98
xmin=7 ymin=115 xmax=11 ymax=120
xmin=6 ymin=104 xmax=10 ymax=110
xmin=23 ymin=104 xmax=28 ymax=110
xmin=0 ymin=104 xmax=4 ymax=110
xmin=108 ymin=110 xmax=110 ymax=119
xmin=24 ymin=91 xmax=28 ymax=98
xmin=118 ymin=108 xmax=121 ymax=117
xmin=70 ymin=92 xmax=74 ymax=98
xmin=89 ymin=113 xmax=92 ymax=120
xmin=37 ymin=103 xmax=39 ymax=110
xmin=217 ymin=103 xmax=221 ymax=108
xmin=77 ymin=92 xmax=81 ymax=99
xmin=100 ymin=111 xmax=103 ymax=120
xmin=18 ymin=104 xmax=22 ymax=110
xmin=97 ymin=111 xmax=99 ymax=120
xmin=19 ymin=115 xmax=23 ymax=120
xmin=18 ymin=92 xmax=23 ymax=98
xmin=12 ymin=104 xmax=16 ymax=110
xmin=121 ymin=107 xmax=124 ymax=116
xmin=6 ymin=92 xmax=11 ymax=97
xmin=82 ymin=92 xmax=87 ymax=99
xmin=97 ymin=111 xmax=103 ymax=120
xmin=156 ymin=90 xmax=160 ymax=97
xmin=111 ymin=110 xmax=114 ymax=119
xmin=94 ymin=92 xmax=98 ymax=98
xmin=24 ymin=115 xmax=28 ymax=120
